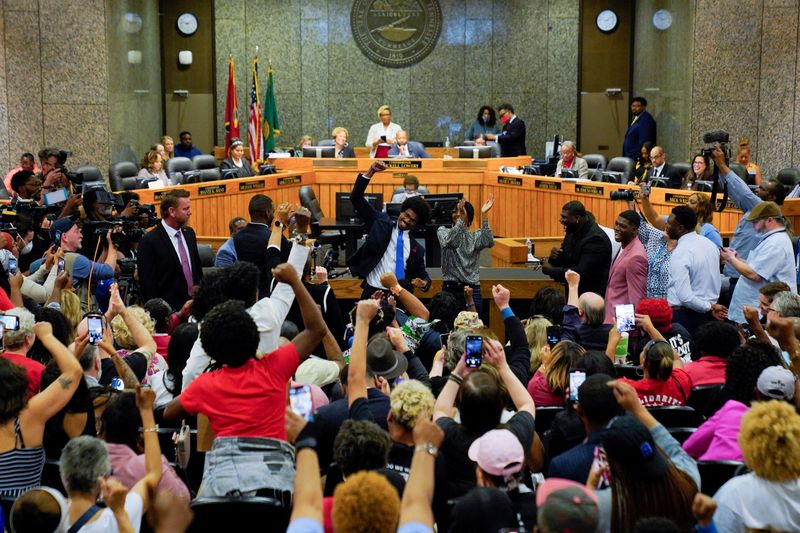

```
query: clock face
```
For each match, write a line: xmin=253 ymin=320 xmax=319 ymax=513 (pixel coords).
xmin=596 ymin=9 xmax=618 ymax=33
xmin=176 ymin=13 xmax=198 ymax=36
xmin=653 ymin=9 xmax=673 ymax=31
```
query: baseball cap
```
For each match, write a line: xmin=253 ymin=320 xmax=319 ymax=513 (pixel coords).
xmin=366 ymin=336 xmax=408 ymax=379
xmin=49 ymin=216 xmax=76 ymax=241
xmin=467 ymin=429 xmax=524 ymax=477
xmin=295 ymin=357 xmax=341 ymax=388
xmin=746 ymin=201 xmax=782 ymax=221
xmin=601 ymin=415 xmax=669 ymax=481
xmin=536 ymin=478 xmax=599 ymax=533
xmin=757 ymin=366 xmax=795 ymax=400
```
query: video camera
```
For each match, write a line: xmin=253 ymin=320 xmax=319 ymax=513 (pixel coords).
xmin=699 ymin=130 xmax=730 ymax=212
xmin=82 ymin=185 xmax=157 ymax=247
xmin=609 ymin=189 xmax=637 ymax=201
xmin=1 ymin=198 xmax=62 ymax=230
xmin=55 ymin=150 xmax=86 ymax=185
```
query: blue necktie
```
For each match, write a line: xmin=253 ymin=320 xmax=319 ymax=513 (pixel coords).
xmin=395 ymin=230 xmax=405 ymax=280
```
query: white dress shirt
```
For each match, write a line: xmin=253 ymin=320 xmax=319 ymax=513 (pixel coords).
xmin=365 ymin=122 xmax=402 ymax=157
xmin=161 ymin=220 xmax=193 ymax=275
xmin=366 ymin=225 xmax=411 ymax=289
xmin=652 ymin=163 xmax=666 ymax=178
xmin=667 ymin=231 xmax=721 ymax=312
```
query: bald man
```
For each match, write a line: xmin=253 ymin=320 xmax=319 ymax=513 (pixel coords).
xmin=388 ymin=130 xmax=430 ymax=158
xmin=643 ymin=146 xmax=682 ymax=188
xmin=559 ymin=269 xmax=612 ymax=351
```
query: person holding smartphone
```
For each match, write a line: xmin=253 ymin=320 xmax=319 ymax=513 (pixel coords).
xmin=365 ymin=105 xmax=402 ymax=158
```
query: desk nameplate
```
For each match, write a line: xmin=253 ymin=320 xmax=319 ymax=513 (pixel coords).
xmin=665 ymin=192 xmax=738 ymax=210
xmin=239 ymin=180 xmax=266 ymax=192
xmin=575 ymin=184 xmax=604 ymax=196
xmin=277 ymin=176 xmax=302 ymax=186
xmin=313 ymin=160 xmax=358 ymax=169
xmin=444 ymin=159 xmax=485 ymax=169
xmin=381 ymin=160 xmax=423 ymax=169
xmin=535 ymin=179 xmax=561 ymax=190
xmin=199 ymin=184 xmax=226 ymax=196
xmin=498 ymin=176 xmax=523 ymax=186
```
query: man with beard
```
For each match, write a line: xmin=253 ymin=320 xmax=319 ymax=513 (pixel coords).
xmin=603 ymin=210 xmax=648 ymax=324
xmin=543 ymin=201 xmax=612 ymax=296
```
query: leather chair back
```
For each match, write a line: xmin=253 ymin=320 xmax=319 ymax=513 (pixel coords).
xmin=109 ymin=161 xmax=139 ymax=191
xmin=75 ymin=165 xmax=105 ymax=185
xmin=165 ymin=157 xmax=192 ymax=184
xmin=606 ymin=157 xmax=635 ymax=182
xmin=777 ymin=167 xmax=800 ymax=187
xmin=299 ymin=185 xmax=324 ymax=223
xmin=672 ymin=162 xmax=691 ymax=178
xmin=582 ymin=153 xmax=607 ymax=170
xmin=192 ymin=154 xmax=218 ymax=170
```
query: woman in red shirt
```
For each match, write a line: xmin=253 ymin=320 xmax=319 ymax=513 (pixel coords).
xmin=621 ymin=339 xmax=692 ymax=407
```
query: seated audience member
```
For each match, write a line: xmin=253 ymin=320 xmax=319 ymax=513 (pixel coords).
xmin=527 ymin=339 xmax=585 ymax=407
xmin=151 ymin=322 xmax=197 ymax=410
xmin=4 ymin=152 xmax=38 ymax=194
xmin=99 ymin=392 xmax=190 ymax=502
xmin=596 ymin=381 xmax=700 ymax=531
xmin=142 ymin=298 xmax=175 ymax=356
xmin=683 ymin=321 xmax=741 ymax=386
xmin=467 ymin=429 xmax=536 ymax=530
xmin=713 ymin=400 xmax=800 ymax=532
xmin=213 ymin=215 xmax=248 ymax=267
xmin=758 ymin=281 xmax=790 ymax=324
xmin=525 ymin=315 xmax=551 ymax=373
xmin=164 ymin=265 xmax=325 ymax=498
xmin=220 ymin=138 xmax=254 ymax=178
xmin=684 ymin=363 xmax=794 ymax=462
xmin=555 ymin=141 xmax=589 ymax=179
xmin=60 ymin=386 xmax=162 ymax=532
xmin=390 ymin=175 xmax=423 ymax=204
xmin=161 ymin=135 xmax=174 ymax=160
xmin=529 ymin=286 xmax=565 ymax=326
xmin=137 ymin=150 xmax=168 ymax=186
xmin=633 ymin=298 xmax=693 ymax=363
xmin=681 ymin=153 xmax=713 ymax=190
xmin=547 ymin=374 xmax=620 ymax=483
xmin=536 ymin=478 xmax=599 ymax=533
xmin=110 ymin=304 xmax=163 ymax=375
xmin=560 ymin=270 xmax=612 ymax=351
xmin=737 ymin=138 xmax=762 ymax=185
xmin=448 ymin=487 xmax=521 ymax=532
xmin=331 ymin=127 xmax=356 ymax=158
xmin=173 ymin=130 xmax=202 ymax=158
xmin=433 ymin=337 xmax=537 ymax=530
xmin=0 ymin=322 xmax=81 ymax=498
xmin=1 ymin=308 xmax=46 ymax=398
xmin=389 ymin=130 xmax=431 ymax=158
xmin=611 ymin=316 xmax=692 ymax=406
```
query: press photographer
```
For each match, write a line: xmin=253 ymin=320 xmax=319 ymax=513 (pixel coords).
xmin=80 ymin=186 xmax=157 ymax=261
xmin=37 ymin=147 xmax=73 ymax=191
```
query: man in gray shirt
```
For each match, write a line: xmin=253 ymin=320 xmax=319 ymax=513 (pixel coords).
xmin=437 ymin=196 xmax=495 ymax=312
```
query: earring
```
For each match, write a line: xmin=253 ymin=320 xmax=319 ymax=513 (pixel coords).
xmin=635 ymin=367 xmax=644 ymax=378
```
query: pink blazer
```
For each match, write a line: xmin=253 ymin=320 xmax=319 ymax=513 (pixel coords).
xmin=604 ymin=237 xmax=648 ymax=324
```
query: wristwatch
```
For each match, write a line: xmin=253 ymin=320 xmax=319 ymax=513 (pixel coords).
xmin=415 ymin=443 xmax=438 ymax=457
xmin=295 ymin=437 xmax=317 ymax=452
xmin=274 ymin=220 xmax=282 ymax=229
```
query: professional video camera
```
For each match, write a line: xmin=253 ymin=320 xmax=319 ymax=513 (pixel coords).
xmin=82 ymin=189 xmax=157 ymax=248
xmin=1 ymin=198 xmax=62 ymax=230
xmin=55 ymin=150 xmax=86 ymax=185
xmin=609 ymin=190 xmax=636 ymax=201
xmin=699 ymin=130 xmax=730 ymax=212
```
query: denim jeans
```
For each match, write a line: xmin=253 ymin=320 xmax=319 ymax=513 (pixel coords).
xmin=199 ymin=436 xmax=295 ymax=501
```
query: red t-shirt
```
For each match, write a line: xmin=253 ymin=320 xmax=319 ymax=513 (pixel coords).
xmin=621 ymin=368 xmax=692 ymax=407
xmin=527 ymin=369 xmax=565 ymax=407
xmin=683 ymin=356 xmax=727 ymax=387
xmin=154 ymin=334 xmax=171 ymax=363
xmin=179 ymin=343 xmax=299 ymax=439
xmin=1 ymin=352 xmax=45 ymax=398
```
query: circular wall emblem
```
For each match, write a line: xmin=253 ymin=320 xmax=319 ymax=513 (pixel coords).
xmin=351 ymin=0 xmax=443 ymax=68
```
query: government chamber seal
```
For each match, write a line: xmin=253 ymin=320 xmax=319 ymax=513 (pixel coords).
xmin=351 ymin=0 xmax=442 ymax=68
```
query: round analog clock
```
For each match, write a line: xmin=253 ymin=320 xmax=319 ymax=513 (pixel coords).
xmin=652 ymin=9 xmax=673 ymax=31
xmin=176 ymin=12 xmax=198 ymax=36
xmin=596 ymin=9 xmax=618 ymax=33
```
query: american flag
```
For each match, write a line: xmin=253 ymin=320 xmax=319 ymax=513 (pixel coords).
xmin=248 ymin=58 xmax=263 ymax=162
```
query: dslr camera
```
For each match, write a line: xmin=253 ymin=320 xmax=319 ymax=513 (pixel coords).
xmin=609 ymin=189 xmax=636 ymax=201
xmin=700 ymin=130 xmax=730 ymax=163
xmin=55 ymin=150 xmax=86 ymax=185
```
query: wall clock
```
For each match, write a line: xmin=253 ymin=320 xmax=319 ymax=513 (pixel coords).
xmin=596 ymin=9 xmax=618 ymax=33
xmin=176 ymin=12 xmax=198 ymax=37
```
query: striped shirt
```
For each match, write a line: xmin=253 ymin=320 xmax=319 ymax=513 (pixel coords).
xmin=437 ymin=218 xmax=494 ymax=285
xmin=0 ymin=418 xmax=46 ymax=498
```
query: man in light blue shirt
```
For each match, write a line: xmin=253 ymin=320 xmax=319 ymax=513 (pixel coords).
xmin=214 ymin=216 xmax=247 ymax=267
xmin=721 ymin=202 xmax=797 ymax=324
xmin=666 ymin=206 xmax=725 ymax=334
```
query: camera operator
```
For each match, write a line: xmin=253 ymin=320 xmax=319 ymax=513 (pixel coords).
xmin=711 ymin=146 xmax=787 ymax=300
xmin=51 ymin=217 xmax=117 ymax=312
xmin=37 ymin=147 xmax=70 ymax=192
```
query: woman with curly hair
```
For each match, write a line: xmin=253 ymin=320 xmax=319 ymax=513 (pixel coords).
xmin=713 ymin=400 xmax=800 ymax=531
xmin=526 ymin=340 xmax=585 ymax=407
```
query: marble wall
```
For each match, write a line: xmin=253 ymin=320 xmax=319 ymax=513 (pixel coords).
xmin=214 ymin=0 xmax=580 ymax=157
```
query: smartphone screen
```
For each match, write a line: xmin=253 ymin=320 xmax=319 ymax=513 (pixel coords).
xmin=546 ymin=325 xmax=561 ymax=349
xmin=615 ymin=304 xmax=636 ymax=333
xmin=53 ymin=230 xmax=62 ymax=246
xmin=592 ymin=446 xmax=611 ymax=489
xmin=8 ymin=257 xmax=17 ymax=276
xmin=0 ymin=315 xmax=19 ymax=331
xmin=289 ymin=385 xmax=314 ymax=421
xmin=465 ymin=335 xmax=483 ymax=368
xmin=43 ymin=188 xmax=69 ymax=206
xmin=87 ymin=315 xmax=103 ymax=345
xmin=440 ymin=333 xmax=450 ymax=348
xmin=569 ymin=370 xmax=586 ymax=402
xmin=57 ymin=257 xmax=65 ymax=276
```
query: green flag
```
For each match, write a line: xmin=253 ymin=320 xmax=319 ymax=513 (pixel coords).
xmin=263 ymin=66 xmax=280 ymax=152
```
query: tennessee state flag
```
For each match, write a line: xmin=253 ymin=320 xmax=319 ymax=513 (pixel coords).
xmin=223 ymin=57 xmax=240 ymax=152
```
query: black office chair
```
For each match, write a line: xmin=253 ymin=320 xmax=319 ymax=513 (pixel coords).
xmin=109 ymin=161 xmax=139 ymax=192
xmin=318 ymin=139 xmax=335 ymax=147
xmin=649 ymin=177 xmax=672 ymax=188
xmin=582 ymin=154 xmax=607 ymax=171
xmin=729 ymin=162 xmax=750 ymax=184
xmin=534 ymin=406 xmax=565 ymax=438
xmin=165 ymin=157 xmax=193 ymax=185
xmin=189 ymin=496 xmax=289 ymax=532
xmin=198 ymin=169 xmax=222 ymax=182
xmin=298 ymin=186 xmax=346 ymax=264
xmin=75 ymin=165 xmax=105 ymax=185
xmin=667 ymin=427 xmax=697 ymax=445
xmin=687 ymin=384 xmax=724 ymax=417
xmin=198 ymin=244 xmax=214 ymax=267
xmin=391 ymin=186 xmax=430 ymax=202
xmin=694 ymin=180 xmax=713 ymax=192
xmin=671 ymin=162 xmax=691 ymax=178
xmin=192 ymin=154 xmax=218 ymax=170
xmin=614 ymin=364 xmax=642 ymax=380
xmin=777 ymin=167 xmax=800 ymax=192
xmin=696 ymin=460 xmax=748 ymax=495
xmin=604 ymin=157 xmax=635 ymax=183
xmin=647 ymin=406 xmax=701 ymax=428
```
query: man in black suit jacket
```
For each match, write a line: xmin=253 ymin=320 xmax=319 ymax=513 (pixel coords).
xmin=491 ymin=103 xmax=527 ymax=157
xmin=623 ymin=96 xmax=657 ymax=160
xmin=137 ymin=189 xmax=203 ymax=311
xmin=346 ymin=161 xmax=432 ymax=298
xmin=643 ymin=145 xmax=683 ymax=189
xmin=542 ymin=201 xmax=612 ymax=296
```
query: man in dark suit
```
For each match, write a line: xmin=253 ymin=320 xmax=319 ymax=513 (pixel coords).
xmin=542 ymin=201 xmax=612 ymax=296
xmin=387 ymin=130 xmax=431 ymax=158
xmin=491 ymin=103 xmax=527 ymax=157
xmin=347 ymin=161 xmax=432 ymax=297
xmin=643 ymin=145 xmax=682 ymax=188
xmin=622 ymin=96 xmax=657 ymax=160
xmin=137 ymin=189 xmax=203 ymax=311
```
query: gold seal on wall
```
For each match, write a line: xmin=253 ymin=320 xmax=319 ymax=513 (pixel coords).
xmin=351 ymin=0 xmax=442 ymax=68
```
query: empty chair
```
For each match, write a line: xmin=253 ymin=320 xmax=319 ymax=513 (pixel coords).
xmin=109 ymin=161 xmax=139 ymax=192
xmin=198 ymin=168 xmax=222 ymax=182
xmin=318 ymin=138 xmax=335 ymax=147
xmin=647 ymin=406 xmax=701 ymax=428
xmin=687 ymin=384 xmax=724 ymax=417
xmin=604 ymin=157 xmax=635 ymax=183
xmin=165 ymin=157 xmax=193 ymax=184
xmin=696 ymin=460 xmax=748 ymax=495
xmin=582 ymin=153 xmax=607 ymax=171
xmin=777 ymin=167 xmax=800 ymax=192
xmin=189 ymin=496 xmax=289 ymax=532
xmin=75 ymin=165 xmax=104 ymax=185
xmin=649 ymin=177 xmax=672 ymax=188
xmin=192 ymin=154 xmax=218 ymax=170
xmin=534 ymin=406 xmax=564 ymax=438
xmin=198 ymin=244 xmax=214 ymax=268
xmin=671 ymin=162 xmax=691 ymax=178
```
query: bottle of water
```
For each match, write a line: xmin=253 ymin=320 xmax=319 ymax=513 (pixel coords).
xmin=525 ymin=239 xmax=533 ymax=261
xmin=444 ymin=136 xmax=450 ymax=148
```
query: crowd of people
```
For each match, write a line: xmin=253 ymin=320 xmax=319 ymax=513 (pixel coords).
xmin=0 ymin=130 xmax=800 ymax=533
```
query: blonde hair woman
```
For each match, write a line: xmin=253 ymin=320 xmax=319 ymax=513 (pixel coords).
xmin=332 ymin=127 xmax=355 ymax=158
xmin=524 ymin=316 xmax=551 ymax=372
xmin=365 ymin=104 xmax=402 ymax=157
xmin=160 ymin=136 xmax=174 ymax=160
